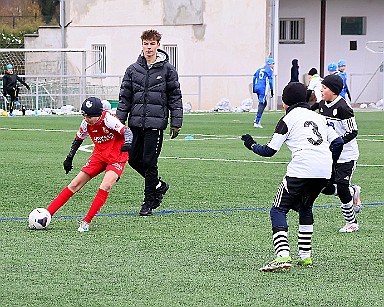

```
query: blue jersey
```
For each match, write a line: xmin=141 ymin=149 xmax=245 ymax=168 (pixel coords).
xmin=335 ymin=71 xmax=348 ymax=99
xmin=253 ymin=65 xmax=274 ymax=93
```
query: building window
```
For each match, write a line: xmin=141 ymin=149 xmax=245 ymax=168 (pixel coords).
xmin=163 ymin=44 xmax=178 ymax=70
xmin=91 ymin=44 xmax=107 ymax=74
xmin=341 ymin=17 xmax=366 ymax=35
xmin=279 ymin=18 xmax=305 ymax=44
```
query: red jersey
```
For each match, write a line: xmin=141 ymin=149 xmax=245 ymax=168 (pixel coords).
xmin=76 ymin=110 xmax=128 ymax=164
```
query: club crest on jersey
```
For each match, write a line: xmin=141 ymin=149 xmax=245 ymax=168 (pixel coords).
xmin=102 ymin=127 xmax=110 ymax=134
xmin=333 ymin=109 xmax=338 ymax=116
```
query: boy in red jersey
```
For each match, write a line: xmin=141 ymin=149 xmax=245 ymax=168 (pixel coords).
xmin=46 ymin=97 xmax=133 ymax=232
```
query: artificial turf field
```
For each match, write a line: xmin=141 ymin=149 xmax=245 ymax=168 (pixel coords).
xmin=0 ymin=111 xmax=383 ymax=306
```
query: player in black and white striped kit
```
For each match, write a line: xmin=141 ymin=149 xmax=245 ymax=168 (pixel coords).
xmin=242 ymin=82 xmax=344 ymax=272
xmin=311 ymin=74 xmax=361 ymax=233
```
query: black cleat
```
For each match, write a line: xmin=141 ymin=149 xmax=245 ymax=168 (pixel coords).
xmin=151 ymin=179 xmax=169 ymax=210
xmin=139 ymin=199 xmax=153 ymax=216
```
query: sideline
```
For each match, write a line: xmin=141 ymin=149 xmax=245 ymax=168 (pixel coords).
xmin=1 ymin=202 xmax=383 ymax=221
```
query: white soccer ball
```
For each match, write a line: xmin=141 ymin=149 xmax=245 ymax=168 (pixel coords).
xmin=28 ymin=208 xmax=52 ymax=230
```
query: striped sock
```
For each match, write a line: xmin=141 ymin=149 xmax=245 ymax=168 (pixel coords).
xmin=341 ymin=200 xmax=357 ymax=224
xmin=273 ymin=230 xmax=290 ymax=257
xmin=298 ymin=225 xmax=313 ymax=260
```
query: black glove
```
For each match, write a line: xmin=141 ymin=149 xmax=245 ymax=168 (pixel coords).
xmin=63 ymin=156 xmax=73 ymax=174
xmin=241 ymin=134 xmax=256 ymax=150
xmin=170 ymin=127 xmax=180 ymax=139
xmin=26 ymin=85 xmax=30 ymax=91
xmin=271 ymin=89 xmax=274 ymax=98
xmin=120 ymin=143 xmax=132 ymax=152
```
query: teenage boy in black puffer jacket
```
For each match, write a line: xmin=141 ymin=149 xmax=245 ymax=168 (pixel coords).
xmin=117 ymin=29 xmax=183 ymax=216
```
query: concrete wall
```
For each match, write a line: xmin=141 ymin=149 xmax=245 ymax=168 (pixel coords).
xmin=58 ymin=0 xmax=268 ymax=110
xmin=278 ymin=0 xmax=384 ymax=104
xmin=24 ymin=0 xmax=383 ymax=109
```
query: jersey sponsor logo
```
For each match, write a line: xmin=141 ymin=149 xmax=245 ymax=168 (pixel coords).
xmin=93 ymin=132 xmax=114 ymax=143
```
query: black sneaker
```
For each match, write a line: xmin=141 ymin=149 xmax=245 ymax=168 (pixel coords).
xmin=139 ymin=199 xmax=153 ymax=216
xmin=152 ymin=179 xmax=170 ymax=209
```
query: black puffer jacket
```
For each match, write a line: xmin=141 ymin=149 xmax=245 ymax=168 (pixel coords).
xmin=116 ymin=49 xmax=183 ymax=130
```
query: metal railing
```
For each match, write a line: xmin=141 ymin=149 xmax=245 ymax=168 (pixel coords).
xmin=1 ymin=73 xmax=383 ymax=112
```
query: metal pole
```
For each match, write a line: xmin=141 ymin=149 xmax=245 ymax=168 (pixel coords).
xmin=35 ymin=77 xmax=39 ymax=111
xmin=271 ymin=0 xmax=279 ymax=110
xmin=198 ymin=75 xmax=202 ymax=110
xmin=81 ymin=51 xmax=87 ymax=109
xmin=60 ymin=0 xmax=66 ymax=106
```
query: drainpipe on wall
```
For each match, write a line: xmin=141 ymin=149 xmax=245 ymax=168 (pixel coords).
xmin=320 ymin=0 xmax=326 ymax=77
xmin=60 ymin=0 xmax=65 ymax=49
xmin=270 ymin=0 xmax=279 ymax=110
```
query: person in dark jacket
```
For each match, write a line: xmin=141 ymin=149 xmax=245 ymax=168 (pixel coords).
xmin=116 ymin=29 xmax=183 ymax=216
xmin=2 ymin=64 xmax=30 ymax=116
xmin=290 ymin=59 xmax=299 ymax=83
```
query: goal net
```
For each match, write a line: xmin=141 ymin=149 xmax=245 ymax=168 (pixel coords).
xmin=356 ymin=41 xmax=384 ymax=109
xmin=0 ymin=48 xmax=113 ymax=111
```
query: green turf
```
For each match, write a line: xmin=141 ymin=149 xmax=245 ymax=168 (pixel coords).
xmin=0 ymin=111 xmax=383 ymax=306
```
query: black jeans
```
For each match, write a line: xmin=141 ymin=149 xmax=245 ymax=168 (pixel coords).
xmin=128 ymin=127 xmax=164 ymax=198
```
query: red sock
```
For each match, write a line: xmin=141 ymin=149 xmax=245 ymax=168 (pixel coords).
xmin=83 ymin=188 xmax=109 ymax=223
xmin=47 ymin=187 xmax=74 ymax=216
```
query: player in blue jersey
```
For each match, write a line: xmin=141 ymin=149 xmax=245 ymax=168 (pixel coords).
xmin=241 ymin=82 xmax=344 ymax=272
xmin=252 ymin=58 xmax=274 ymax=128
xmin=335 ymin=59 xmax=351 ymax=101
xmin=327 ymin=63 xmax=337 ymax=75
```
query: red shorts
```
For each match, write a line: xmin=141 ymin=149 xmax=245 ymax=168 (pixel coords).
xmin=81 ymin=154 xmax=126 ymax=178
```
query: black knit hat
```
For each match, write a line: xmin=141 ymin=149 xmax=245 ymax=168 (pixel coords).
xmin=322 ymin=75 xmax=343 ymax=95
xmin=282 ymin=82 xmax=307 ymax=106
xmin=308 ymin=68 xmax=317 ymax=75
xmin=81 ymin=97 xmax=103 ymax=117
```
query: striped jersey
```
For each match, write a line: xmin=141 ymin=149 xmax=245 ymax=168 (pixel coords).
xmin=317 ymin=96 xmax=359 ymax=162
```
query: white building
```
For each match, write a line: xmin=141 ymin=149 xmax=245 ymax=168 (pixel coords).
xmin=24 ymin=0 xmax=384 ymax=110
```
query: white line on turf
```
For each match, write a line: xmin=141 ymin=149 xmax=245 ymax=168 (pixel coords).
xmin=78 ymin=144 xmax=384 ymax=167
xmin=1 ymin=128 xmax=383 ymax=166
